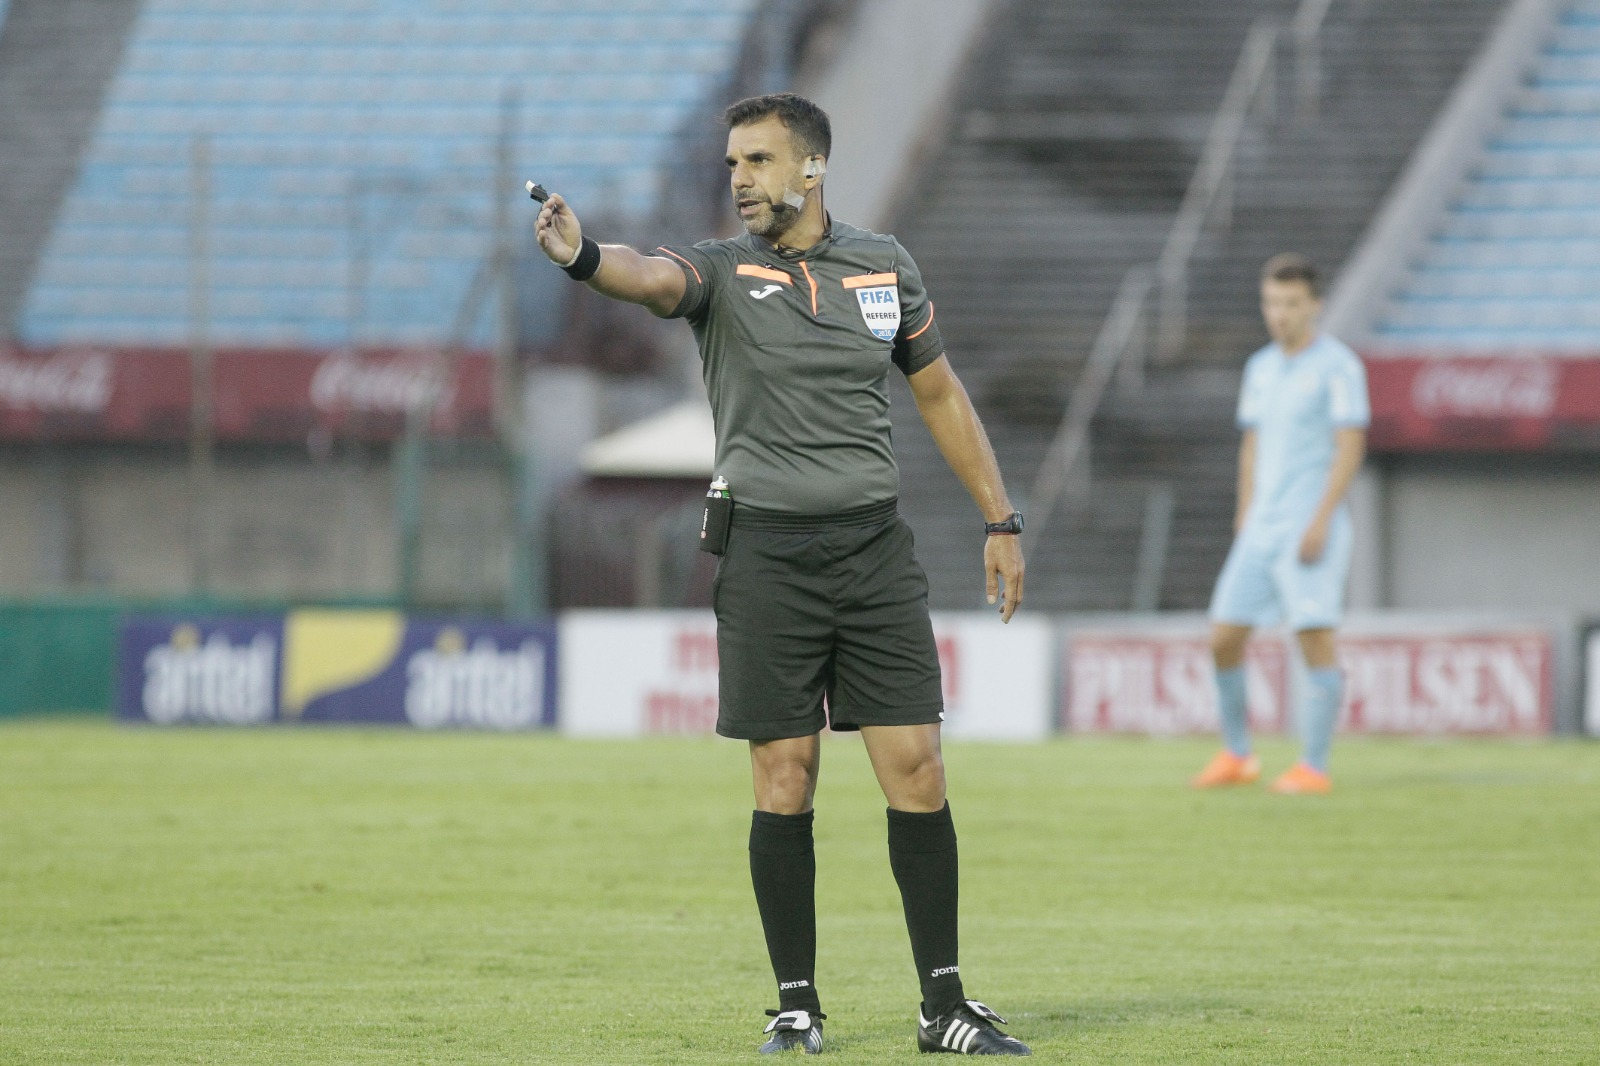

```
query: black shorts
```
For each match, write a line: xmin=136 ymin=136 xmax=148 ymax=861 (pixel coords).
xmin=713 ymin=503 xmax=945 ymax=741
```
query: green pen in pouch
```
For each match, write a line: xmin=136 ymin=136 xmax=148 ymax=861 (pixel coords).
xmin=700 ymin=476 xmax=732 ymax=555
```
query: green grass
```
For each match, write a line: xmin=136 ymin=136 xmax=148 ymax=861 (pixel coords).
xmin=1 ymin=722 xmax=1597 ymax=1064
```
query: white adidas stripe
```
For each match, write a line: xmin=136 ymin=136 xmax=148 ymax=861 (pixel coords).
xmin=943 ymin=1018 xmax=983 ymax=1052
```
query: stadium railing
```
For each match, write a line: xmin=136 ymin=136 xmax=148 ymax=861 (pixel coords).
xmin=1024 ymin=0 xmax=1343 ymax=563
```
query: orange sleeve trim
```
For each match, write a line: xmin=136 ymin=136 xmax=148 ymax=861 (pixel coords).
xmin=799 ymin=261 xmax=819 ymax=316
xmin=906 ymin=302 xmax=935 ymax=340
xmin=842 ymin=272 xmax=899 ymax=289
xmin=734 ymin=263 xmax=793 ymax=285
xmin=656 ymin=247 xmax=702 ymax=286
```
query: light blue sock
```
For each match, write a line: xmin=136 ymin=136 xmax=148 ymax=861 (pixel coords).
xmin=1301 ymin=668 xmax=1343 ymax=773
xmin=1214 ymin=666 xmax=1251 ymax=757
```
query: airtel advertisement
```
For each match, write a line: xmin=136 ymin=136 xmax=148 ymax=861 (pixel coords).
xmin=0 ymin=344 xmax=495 ymax=441
xmin=1061 ymin=622 xmax=1553 ymax=735
xmin=557 ymin=610 xmax=1054 ymax=740
xmin=118 ymin=611 xmax=557 ymax=728
xmin=1362 ymin=354 xmax=1600 ymax=451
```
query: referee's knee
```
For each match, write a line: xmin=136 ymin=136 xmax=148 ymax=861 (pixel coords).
xmin=892 ymin=752 xmax=947 ymax=812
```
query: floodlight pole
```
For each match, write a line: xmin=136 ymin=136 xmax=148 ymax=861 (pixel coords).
xmin=495 ymin=87 xmax=546 ymax=619
xmin=187 ymin=132 xmax=214 ymax=598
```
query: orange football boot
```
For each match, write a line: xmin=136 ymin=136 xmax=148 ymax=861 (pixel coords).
xmin=1269 ymin=762 xmax=1332 ymax=794
xmin=1190 ymin=750 xmax=1261 ymax=788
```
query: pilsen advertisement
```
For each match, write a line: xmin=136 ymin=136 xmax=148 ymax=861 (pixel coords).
xmin=1362 ymin=353 xmax=1600 ymax=451
xmin=558 ymin=610 xmax=1055 ymax=741
xmin=0 ymin=344 xmax=495 ymax=442
xmin=1062 ymin=624 xmax=1553 ymax=736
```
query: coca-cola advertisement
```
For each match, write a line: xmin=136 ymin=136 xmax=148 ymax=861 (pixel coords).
xmin=0 ymin=346 xmax=189 ymax=438
xmin=1363 ymin=353 xmax=1600 ymax=450
xmin=0 ymin=344 xmax=495 ymax=442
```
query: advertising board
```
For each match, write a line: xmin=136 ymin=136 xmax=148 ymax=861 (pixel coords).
xmin=1585 ymin=624 xmax=1600 ymax=736
xmin=558 ymin=610 xmax=1053 ymax=740
xmin=117 ymin=611 xmax=557 ymax=728
xmin=118 ymin=616 xmax=283 ymax=725
xmin=1363 ymin=354 xmax=1600 ymax=451
xmin=1060 ymin=620 xmax=1553 ymax=735
xmin=0 ymin=345 xmax=494 ymax=442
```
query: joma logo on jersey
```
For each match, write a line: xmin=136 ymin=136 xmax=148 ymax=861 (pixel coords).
xmin=853 ymin=284 xmax=900 ymax=340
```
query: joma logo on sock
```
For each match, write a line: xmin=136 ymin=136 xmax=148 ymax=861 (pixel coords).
xmin=779 ymin=980 xmax=811 ymax=990
xmin=930 ymin=966 xmax=960 ymax=977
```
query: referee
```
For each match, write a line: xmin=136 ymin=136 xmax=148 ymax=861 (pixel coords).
xmin=535 ymin=93 xmax=1030 ymax=1057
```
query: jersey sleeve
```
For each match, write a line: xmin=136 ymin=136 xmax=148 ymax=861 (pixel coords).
xmin=1326 ymin=351 xmax=1371 ymax=428
xmin=890 ymin=240 xmax=944 ymax=375
xmin=649 ymin=240 xmax=730 ymax=322
xmin=1236 ymin=356 xmax=1266 ymax=430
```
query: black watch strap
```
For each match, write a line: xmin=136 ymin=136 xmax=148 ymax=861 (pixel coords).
xmin=984 ymin=512 xmax=1024 ymax=536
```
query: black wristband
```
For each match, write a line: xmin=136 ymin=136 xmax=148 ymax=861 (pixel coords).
xmin=561 ymin=236 xmax=601 ymax=281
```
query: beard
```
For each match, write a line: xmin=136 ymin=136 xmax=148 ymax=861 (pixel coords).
xmin=736 ymin=197 xmax=797 ymax=240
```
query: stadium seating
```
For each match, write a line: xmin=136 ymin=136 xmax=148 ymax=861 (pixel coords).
xmin=15 ymin=0 xmax=758 ymax=347
xmin=1375 ymin=0 xmax=1600 ymax=349
xmin=887 ymin=0 xmax=1504 ymax=612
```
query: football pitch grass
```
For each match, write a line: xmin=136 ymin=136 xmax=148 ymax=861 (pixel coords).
xmin=1 ymin=722 xmax=1596 ymax=1064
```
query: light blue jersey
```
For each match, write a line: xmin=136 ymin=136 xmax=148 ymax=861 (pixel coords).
xmin=1210 ymin=333 xmax=1369 ymax=630
xmin=1236 ymin=334 xmax=1369 ymax=540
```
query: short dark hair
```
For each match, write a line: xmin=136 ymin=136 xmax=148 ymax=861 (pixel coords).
xmin=1262 ymin=252 xmax=1321 ymax=297
xmin=723 ymin=92 xmax=832 ymax=160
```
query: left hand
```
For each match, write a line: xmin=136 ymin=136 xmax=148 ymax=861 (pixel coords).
xmin=1298 ymin=515 xmax=1330 ymax=565
xmin=984 ymin=535 xmax=1025 ymax=623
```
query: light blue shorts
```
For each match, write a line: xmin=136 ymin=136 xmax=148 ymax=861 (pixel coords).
xmin=1208 ymin=510 xmax=1352 ymax=631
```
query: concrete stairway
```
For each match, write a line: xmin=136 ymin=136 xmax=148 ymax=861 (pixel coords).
xmin=0 ymin=0 xmax=145 ymax=335
xmin=1177 ymin=0 xmax=1512 ymax=364
xmin=886 ymin=0 xmax=1507 ymax=612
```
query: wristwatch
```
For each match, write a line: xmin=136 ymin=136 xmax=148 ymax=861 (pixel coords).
xmin=984 ymin=512 xmax=1024 ymax=536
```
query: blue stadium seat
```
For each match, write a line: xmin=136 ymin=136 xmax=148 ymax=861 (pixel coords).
xmin=1375 ymin=6 xmax=1600 ymax=350
xmin=18 ymin=0 xmax=760 ymax=347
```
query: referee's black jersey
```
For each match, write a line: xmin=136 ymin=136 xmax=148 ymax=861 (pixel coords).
xmin=652 ymin=219 xmax=945 ymax=514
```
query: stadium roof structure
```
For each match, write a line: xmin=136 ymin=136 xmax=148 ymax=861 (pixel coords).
xmin=580 ymin=399 xmax=714 ymax=479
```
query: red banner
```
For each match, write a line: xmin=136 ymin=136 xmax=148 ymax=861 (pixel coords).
xmin=1337 ymin=632 xmax=1551 ymax=734
xmin=1061 ymin=625 xmax=1553 ymax=735
xmin=1064 ymin=633 xmax=1290 ymax=735
xmin=1363 ymin=353 xmax=1600 ymax=451
xmin=0 ymin=345 xmax=496 ymax=442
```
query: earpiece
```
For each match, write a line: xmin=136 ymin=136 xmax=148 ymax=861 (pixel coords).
xmin=779 ymin=159 xmax=825 ymax=212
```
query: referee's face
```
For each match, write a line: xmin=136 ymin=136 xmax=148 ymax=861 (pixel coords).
xmin=725 ymin=116 xmax=807 ymax=239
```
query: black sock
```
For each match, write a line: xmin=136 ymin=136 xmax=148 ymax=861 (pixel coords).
xmin=749 ymin=809 xmax=821 ymax=1014
xmin=887 ymin=802 xmax=966 ymax=1017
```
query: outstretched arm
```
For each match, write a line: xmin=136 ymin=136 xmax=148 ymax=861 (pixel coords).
xmin=907 ymin=355 xmax=1024 ymax=622
xmin=535 ymin=193 xmax=685 ymax=317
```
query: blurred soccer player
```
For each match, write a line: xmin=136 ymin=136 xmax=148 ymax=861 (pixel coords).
xmin=1193 ymin=254 xmax=1369 ymax=795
